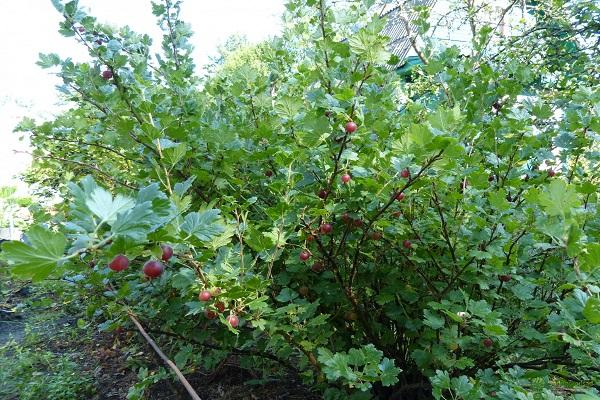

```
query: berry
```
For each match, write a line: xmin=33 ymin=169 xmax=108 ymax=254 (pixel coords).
xmin=215 ymin=301 xmax=226 ymax=313
xmin=298 ymin=286 xmax=310 ymax=297
xmin=353 ymin=219 xmax=364 ymax=228
xmin=95 ymin=39 xmax=103 ymax=45
xmin=396 ymin=192 xmax=405 ymax=201
xmin=77 ymin=26 xmax=85 ymax=33
xmin=488 ymin=174 xmax=495 ymax=182
xmin=318 ymin=189 xmax=329 ymax=200
xmin=403 ymin=239 xmax=412 ymax=249
xmin=341 ymin=174 xmax=351 ymax=184
xmin=299 ymin=250 xmax=311 ymax=262
xmin=320 ymin=223 xmax=333 ymax=234
xmin=204 ymin=309 xmax=217 ymax=319
xmin=226 ymin=314 xmax=239 ymax=328
xmin=499 ymin=274 xmax=512 ymax=282
xmin=341 ymin=213 xmax=351 ymax=224
xmin=101 ymin=70 xmax=113 ymax=80
xmin=199 ymin=290 xmax=212 ymax=302
xmin=370 ymin=231 xmax=382 ymax=240
xmin=345 ymin=121 xmax=358 ymax=134
xmin=400 ymin=168 xmax=410 ymax=179
xmin=391 ymin=211 xmax=402 ymax=218
xmin=265 ymin=170 xmax=273 ymax=177
xmin=109 ymin=254 xmax=129 ymax=272
xmin=547 ymin=169 xmax=556 ymax=177
xmin=143 ymin=260 xmax=164 ymax=278
xmin=306 ymin=234 xmax=315 ymax=242
xmin=311 ymin=261 xmax=325 ymax=273
xmin=483 ymin=338 xmax=493 ymax=347
xmin=161 ymin=244 xmax=173 ymax=261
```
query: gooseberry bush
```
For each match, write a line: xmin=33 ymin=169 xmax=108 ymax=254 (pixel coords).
xmin=3 ymin=0 xmax=600 ymax=398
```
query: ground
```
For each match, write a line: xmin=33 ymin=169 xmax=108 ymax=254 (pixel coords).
xmin=0 ymin=276 xmax=319 ymax=400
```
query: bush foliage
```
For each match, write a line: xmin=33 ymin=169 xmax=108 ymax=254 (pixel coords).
xmin=3 ymin=0 xmax=600 ymax=398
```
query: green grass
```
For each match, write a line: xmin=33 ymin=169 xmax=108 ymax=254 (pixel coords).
xmin=0 ymin=279 xmax=97 ymax=400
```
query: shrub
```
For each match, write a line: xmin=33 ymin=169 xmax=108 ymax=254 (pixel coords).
xmin=3 ymin=0 xmax=600 ymax=398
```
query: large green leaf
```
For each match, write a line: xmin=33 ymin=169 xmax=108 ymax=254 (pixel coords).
xmin=181 ymin=209 xmax=227 ymax=242
xmin=538 ymin=180 xmax=580 ymax=216
xmin=86 ymin=187 xmax=135 ymax=225
xmin=1 ymin=225 xmax=66 ymax=280
xmin=582 ymin=297 xmax=600 ymax=324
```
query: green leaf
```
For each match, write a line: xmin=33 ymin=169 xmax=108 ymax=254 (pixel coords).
xmin=86 ymin=187 xmax=135 ymax=225
xmin=181 ymin=209 xmax=227 ymax=242
xmin=423 ymin=310 xmax=445 ymax=330
xmin=582 ymin=297 xmax=600 ymax=324
xmin=37 ymin=53 xmax=61 ymax=68
xmin=1 ymin=226 xmax=66 ymax=280
xmin=171 ymin=268 xmax=197 ymax=291
xmin=581 ymin=243 xmax=600 ymax=272
xmin=379 ymin=358 xmax=400 ymax=386
xmin=538 ymin=180 xmax=580 ymax=216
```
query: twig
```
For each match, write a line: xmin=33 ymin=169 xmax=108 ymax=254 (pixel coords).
xmin=127 ymin=311 xmax=202 ymax=400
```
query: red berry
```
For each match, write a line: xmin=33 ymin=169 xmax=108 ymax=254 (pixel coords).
xmin=204 ymin=309 xmax=217 ymax=319
xmin=306 ymin=234 xmax=315 ymax=242
xmin=226 ymin=314 xmax=239 ymax=328
xmin=353 ymin=219 xmax=364 ymax=228
xmin=199 ymin=290 xmax=212 ymax=302
xmin=547 ymin=169 xmax=556 ymax=177
xmin=341 ymin=213 xmax=352 ymax=224
xmin=320 ymin=223 xmax=333 ymax=234
xmin=299 ymin=250 xmax=311 ymax=262
xmin=345 ymin=121 xmax=358 ymax=133
xmin=77 ymin=26 xmax=85 ymax=33
xmin=400 ymin=168 xmax=410 ymax=179
xmin=499 ymin=274 xmax=512 ymax=282
xmin=370 ymin=231 xmax=382 ymax=241
xmin=396 ymin=192 xmax=405 ymax=201
xmin=391 ymin=211 xmax=402 ymax=218
xmin=161 ymin=244 xmax=173 ymax=261
xmin=143 ymin=260 xmax=164 ymax=278
xmin=318 ymin=189 xmax=329 ymax=200
xmin=403 ymin=239 xmax=412 ymax=249
xmin=108 ymin=255 xmax=129 ymax=272
xmin=483 ymin=338 xmax=493 ymax=347
xmin=215 ymin=301 xmax=226 ymax=313
xmin=265 ymin=170 xmax=273 ymax=177
xmin=341 ymin=174 xmax=351 ymax=184
xmin=311 ymin=261 xmax=325 ymax=273
xmin=101 ymin=70 xmax=113 ymax=80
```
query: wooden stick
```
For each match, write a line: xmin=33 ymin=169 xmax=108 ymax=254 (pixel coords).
xmin=127 ymin=311 xmax=202 ymax=400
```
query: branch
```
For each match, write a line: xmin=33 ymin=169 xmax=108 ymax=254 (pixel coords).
xmin=128 ymin=312 xmax=202 ymax=400
xmin=349 ymin=150 xmax=444 ymax=286
xmin=16 ymin=150 xmax=137 ymax=190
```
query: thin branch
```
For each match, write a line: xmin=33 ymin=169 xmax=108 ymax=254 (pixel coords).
xmin=128 ymin=312 xmax=202 ymax=400
xmin=16 ymin=150 xmax=137 ymax=190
